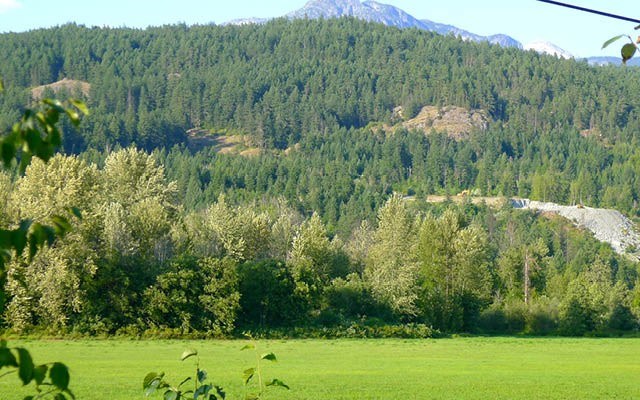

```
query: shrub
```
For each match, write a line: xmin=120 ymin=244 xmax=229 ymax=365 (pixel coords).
xmin=325 ymin=274 xmax=383 ymax=321
xmin=559 ymin=298 xmax=594 ymax=336
xmin=478 ymin=305 xmax=508 ymax=334
xmin=144 ymin=256 xmax=240 ymax=336
xmin=503 ymin=300 xmax=527 ymax=333
xmin=237 ymin=259 xmax=306 ymax=327
xmin=525 ymin=300 xmax=559 ymax=335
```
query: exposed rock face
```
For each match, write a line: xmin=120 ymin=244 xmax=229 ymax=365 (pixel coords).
xmin=426 ymin=195 xmax=640 ymax=260
xmin=186 ymin=129 xmax=262 ymax=157
xmin=511 ymin=199 xmax=640 ymax=259
xmin=31 ymin=78 xmax=91 ymax=100
xmin=401 ymin=105 xmax=489 ymax=140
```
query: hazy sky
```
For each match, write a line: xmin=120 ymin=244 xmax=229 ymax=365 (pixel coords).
xmin=0 ymin=0 xmax=637 ymax=58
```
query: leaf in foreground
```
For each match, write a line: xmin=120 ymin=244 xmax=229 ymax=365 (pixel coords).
xmin=621 ymin=43 xmax=637 ymax=64
xmin=602 ymin=34 xmax=626 ymax=49
xmin=180 ymin=349 xmax=197 ymax=361
xmin=242 ymin=368 xmax=255 ymax=385
xmin=49 ymin=362 xmax=70 ymax=391
xmin=16 ymin=348 xmax=34 ymax=385
xmin=266 ymin=378 xmax=290 ymax=390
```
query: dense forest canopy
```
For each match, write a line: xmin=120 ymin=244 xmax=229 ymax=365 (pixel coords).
xmin=1 ymin=18 xmax=640 ymax=336
xmin=0 ymin=18 xmax=640 ymax=224
xmin=1 ymin=18 xmax=640 ymax=150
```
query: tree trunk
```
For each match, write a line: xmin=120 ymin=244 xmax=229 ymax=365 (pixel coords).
xmin=524 ymin=251 xmax=530 ymax=305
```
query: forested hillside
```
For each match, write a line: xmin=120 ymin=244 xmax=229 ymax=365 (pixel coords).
xmin=1 ymin=18 xmax=640 ymax=336
xmin=1 ymin=18 xmax=640 ymax=149
xmin=1 ymin=19 xmax=640 ymax=222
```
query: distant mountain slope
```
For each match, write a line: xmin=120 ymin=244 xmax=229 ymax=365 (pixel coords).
xmin=586 ymin=56 xmax=640 ymax=67
xmin=418 ymin=18 xmax=521 ymax=48
xmin=230 ymin=0 xmax=640 ymax=62
xmin=223 ymin=17 xmax=269 ymax=26
xmin=287 ymin=0 xmax=414 ymax=24
xmin=285 ymin=0 xmax=522 ymax=48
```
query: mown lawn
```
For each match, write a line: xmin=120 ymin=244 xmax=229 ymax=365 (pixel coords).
xmin=1 ymin=337 xmax=639 ymax=399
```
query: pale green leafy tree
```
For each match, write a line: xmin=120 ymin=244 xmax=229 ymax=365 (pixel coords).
xmin=173 ymin=211 xmax=222 ymax=258
xmin=204 ymin=196 xmax=272 ymax=262
xmin=203 ymin=197 xmax=242 ymax=258
xmin=5 ymin=155 xmax=98 ymax=330
xmin=365 ymin=194 xmax=419 ymax=317
xmin=344 ymin=220 xmax=374 ymax=277
xmin=0 ymin=79 xmax=87 ymax=399
xmin=288 ymin=213 xmax=338 ymax=303
xmin=129 ymin=197 xmax=174 ymax=263
xmin=496 ymin=238 xmax=548 ymax=305
xmin=181 ymin=198 xmax=298 ymax=262
xmin=10 ymin=155 xmax=99 ymax=222
xmin=452 ymin=224 xmax=492 ymax=299
xmin=99 ymin=148 xmax=178 ymax=263
xmin=268 ymin=200 xmax=303 ymax=260
xmin=417 ymin=209 xmax=492 ymax=329
xmin=560 ymin=257 xmax=634 ymax=334
xmin=0 ymin=171 xmax=14 ymax=227
xmin=101 ymin=147 xmax=178 ymax=209
xmin=4 ymin=148 xmax=179 ymax=331
xmin=102 ymin=202 xmax=137 ymax=258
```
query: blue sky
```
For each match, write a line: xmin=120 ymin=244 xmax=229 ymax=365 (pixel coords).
xmin=0 ymin=0 xmax=637 ymax=58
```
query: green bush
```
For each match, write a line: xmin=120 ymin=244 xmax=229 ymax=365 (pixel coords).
xmin=144 ymin=256 xmax=240 ymax=335
xmin=503 ymin=301 xmax=527 ymax=333
xmin=559 ymin=298 xmax=594 ymax=336
xmin=525 ymin=299 xmax=559 ymax=335
xmin=242 ymin=323 xmax=438 ymax=339
xmin=478 ymin=305 xmax=508 ymax=334
xmin=325 ymin=274 xmax=385 ymax=321
xmin=607 ymin=303 xmax=637 ymax=332
xmin=237 ymin=260 xmax=306 ymax=327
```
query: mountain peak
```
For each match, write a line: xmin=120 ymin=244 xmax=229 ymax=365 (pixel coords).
xmin=286 ymin=0 xmax=522 ymax=47
xmin=290 ymin=0 xmax=366 ymax=18
xmin=225 ymin=0 xmax=629 ymax=63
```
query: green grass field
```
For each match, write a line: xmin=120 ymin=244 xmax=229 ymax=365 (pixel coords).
xmin=1 ymin=337 xmax=639 ymax=399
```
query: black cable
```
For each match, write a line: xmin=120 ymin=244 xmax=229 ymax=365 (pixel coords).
xmin=536 ymin=0 xmax=640 ymax=25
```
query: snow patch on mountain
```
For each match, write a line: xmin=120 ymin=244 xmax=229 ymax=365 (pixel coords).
xmin=525 ymin=41 xmax=573 ymax=59
xmin=222 ymin=18 xmax=268 ymax=26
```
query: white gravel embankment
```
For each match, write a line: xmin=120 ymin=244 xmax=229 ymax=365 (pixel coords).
xmin=511 ymin=199 xmax=640 ymax=258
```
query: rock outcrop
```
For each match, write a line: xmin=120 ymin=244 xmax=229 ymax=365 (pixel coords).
xmin=31 ymin=78 xmax=91 ymax=100
xmin=400 ymin=105 xmax=489 ymax=140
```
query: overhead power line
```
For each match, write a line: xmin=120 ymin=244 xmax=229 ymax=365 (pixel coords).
xmin=536 ymin=0 xmax=640 ymax=26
